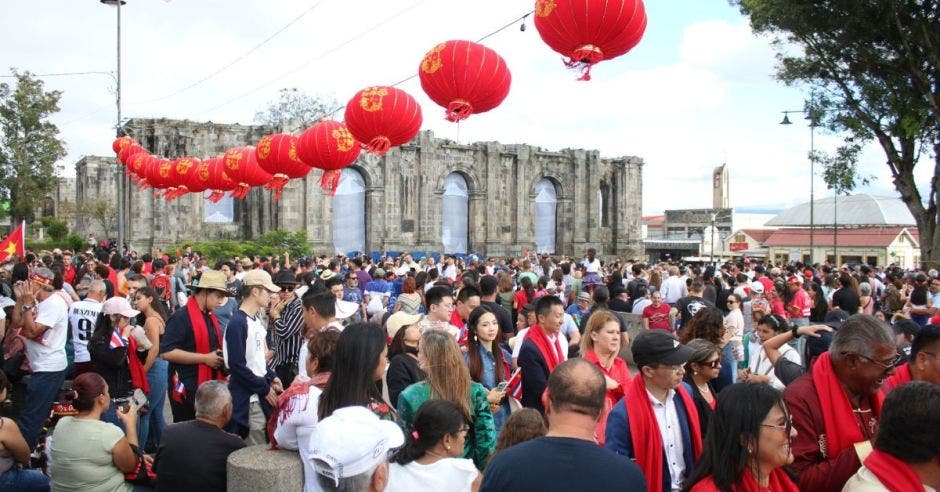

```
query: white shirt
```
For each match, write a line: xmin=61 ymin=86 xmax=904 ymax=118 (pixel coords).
xmin=647 ymin=389 xmax=686 ymax=492
xmin=747 ymin=338 xmax=800 ymax=390
xmin=632 ymin=297 xmax=652 ymax=315
xmin=27 ymin=293 xmax=69 ymax=372
xmin=511 ymin=327 xmax=568 ymax=362
xmin=387 ymin=458 xmax=478 ymax=492
xmin=661 ymin=276 xmax=688 ymax=304
xmin=582 ymin=258 xmax=601 ymax=273
xmin=224 ymin=312 xmax=269 ymax=401
xmin=67 ymin=299 xmax=103 ymax=364
xmin=273 ymin=385 xmax=324 ymax=492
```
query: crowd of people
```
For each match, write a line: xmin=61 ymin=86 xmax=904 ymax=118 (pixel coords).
xmin=0 ymin=242 xmax=938 ymax=492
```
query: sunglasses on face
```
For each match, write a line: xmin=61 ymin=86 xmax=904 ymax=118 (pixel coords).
xmin=279 ymin=285 xmax=296 ymax=292
xmin=699 ymin=359 xmax=721 ymax=369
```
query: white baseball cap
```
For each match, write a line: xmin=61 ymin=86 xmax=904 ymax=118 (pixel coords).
xmin=749 ymin=281 xmax=765 ymax=294
xmin=310 ymin=406 xmax=404 ymax=486
xmin=102 ymin=296 xmax=140 ymax=318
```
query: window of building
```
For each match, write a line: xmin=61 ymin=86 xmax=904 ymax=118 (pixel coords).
xmin=441 ymin=173 xmax=469 ymax=254
xmin=332 ymin=168 xmax=366 ymax=255
xmin=534 ymin=178 xmax=557 ymax=254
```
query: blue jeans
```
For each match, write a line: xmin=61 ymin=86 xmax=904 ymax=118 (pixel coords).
xmin=19 ymin=370 xmax=67 ymax=451
xmin=0 ymin=467 xmax=50 ymax=491
xmin=138 ymin=358 xmax=168 ymax=449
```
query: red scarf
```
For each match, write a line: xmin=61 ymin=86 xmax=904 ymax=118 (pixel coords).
xmin=882 ymin=363 xmax=911 ymax=394
xmin=525 ymin=324 xmax=564 ymax=371
xmin=126 ymin=337 xmax=150 ymax=394
xmin=625 ymin=375 xmax=703 ymax=492
xmin=811 ymin=351 xmax=884 ymax=457
xmin=186 ymin=296 xmax=225 ymax=387
xmin=690 ymin=468 xmax=799 ymax=492
xmin=864 ymin=449 xmax=926 ymax=492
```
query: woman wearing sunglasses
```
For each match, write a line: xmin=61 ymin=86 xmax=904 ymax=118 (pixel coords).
xmin=681 ymin=339 xmax=722 ymax=438
xmin=684 ymin=383 xmax=799 ymax=492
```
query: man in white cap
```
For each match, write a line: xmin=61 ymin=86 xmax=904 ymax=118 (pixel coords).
xmin=309 ymin=406 xmax=404 ymax=492
xmin=12 ymin=266 xmax=70 ymax=449
xmin=223 ymin=269 xmax=283 ymax=443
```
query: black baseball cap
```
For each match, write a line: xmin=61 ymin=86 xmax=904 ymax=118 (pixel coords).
xmin=632 ymin=330 xmax=694 ymax=367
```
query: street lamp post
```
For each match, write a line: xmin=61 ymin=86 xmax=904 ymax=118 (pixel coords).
xmin=780 ymin=107 xmax=818 ymax=264
xmin=709 ymin=212 xmax=716 ymax=265
xmin=101 ymin=0 xmax=125 ymax=256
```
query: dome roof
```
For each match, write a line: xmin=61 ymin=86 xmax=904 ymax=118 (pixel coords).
xmin=766 ymin=194 xmax=915 ymax=227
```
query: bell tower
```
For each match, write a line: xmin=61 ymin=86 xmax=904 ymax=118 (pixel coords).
xmin=712 ymin=164 xmax=729 ymax=209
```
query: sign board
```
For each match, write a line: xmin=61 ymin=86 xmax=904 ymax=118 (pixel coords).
xmin=729 ymin=242 xmax=749 ymax=252
xmin=788 ymin=249 xmax=802 ymax=262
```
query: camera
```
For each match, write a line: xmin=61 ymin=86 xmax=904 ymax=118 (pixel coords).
xmin=112 ymin=397 xmax=131 ymax=413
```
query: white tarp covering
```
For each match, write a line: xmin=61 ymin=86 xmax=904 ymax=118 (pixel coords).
xmin=332 ymin=168 xmax=366 ymax=255
xmin=442 ymin=173 xmax=468 ymax=254
xmin=534 ymin=178 xmax=557 ymax=254
xmin=204 ymin=193 xmax=234 ymax=223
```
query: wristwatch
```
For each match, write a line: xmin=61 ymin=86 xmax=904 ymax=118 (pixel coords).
xmin=790 ymin=324 xmax=801 ymax=339
xmin=21 ymin=304 xmax=37 ymax=313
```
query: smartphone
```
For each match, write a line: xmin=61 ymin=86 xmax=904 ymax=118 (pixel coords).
xmin=112 ymin=397 xmax=131 ymax=413
xmin=496 ymin=381 xmax=510 ymax=392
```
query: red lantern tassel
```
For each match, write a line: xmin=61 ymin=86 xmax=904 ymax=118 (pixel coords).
xmin=445 ymin=100 xmax=474 ymax=122
xmin=231 ymin=183 xmax=250 ymax=199
xmin=320 ymin=170 xmax=341 ymax=197
xmin=265 ymin=174 xmax=290 ymax=200
xmin=365 ymin=136 xmax=391 ymax=156
xmin=138 ymin=180 xmax=150 ymax=190
xmin=565 ymin=44 xmax=604 ymax=81
xmin=207 ymin=190 xmax=225 ymax=203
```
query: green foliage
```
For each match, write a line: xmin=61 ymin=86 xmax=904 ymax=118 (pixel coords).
xmin=0 ymin=69 xmax=66 ymax=224
xmin=66 ymin=234 xmax=84 ymax=253
xmin=254 ymin=88 xmax=337 ymax=129
xmin=168 ymin=230 xmax=310 ymax=264
xmin=45 ymin=216 xmax=68 ymax=242
xmin=733 ymin=0 xmax=940 ymax=260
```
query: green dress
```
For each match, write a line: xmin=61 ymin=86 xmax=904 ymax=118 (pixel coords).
xmin=397 ymin=381 xmax=496 ymax=470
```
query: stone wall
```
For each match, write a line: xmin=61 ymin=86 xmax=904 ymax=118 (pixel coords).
xmin=63 ymin=118 xmax=645 ymax=257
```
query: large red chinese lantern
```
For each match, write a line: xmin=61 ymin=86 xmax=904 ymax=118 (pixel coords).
xmin=112 ymin=136 xmax=136 ymax=155
xmin=127 ymin=152 xmax=149 ymax=183
xmin=254 ymin=134 xmax=312 ymax=199
xmin=164 ymin=157 xmax=200 ymax=200
xmin=187 ymin=159 xmax=211 ymax=194
xmin=533 ymin=0 xmax=647 ymax=80
xmin=343 ymin=86 xmax=422 ymax=156
xmin=203 ymin=157 xmax=236 ymax=203
xmin=118 ymin=143 xmax=146 ymax=166
xmin=223 ymin=146 xmax=272 ymax=199
xmin=418 ymin=40 xmax=511 ymax=122
xmin=297 ymin=119 xmax=362 ymax=195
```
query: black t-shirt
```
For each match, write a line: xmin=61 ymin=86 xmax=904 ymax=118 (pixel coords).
xmin=608 ymin=298 xmax=632 ymax=313
xmin=481 ymin=300 xmax=515 ymax=335
xmin=832 ymin=288 xmax=860 ymax=314
xmin=675 ymin=295 xmax=716 ymax=329
xmin=481 ymin=436 xmax=647 ymax=492
xmin=154 ymin=420 xmax=246 ymax=492
xmin=160 ymin=306 xmax=223 ymax=390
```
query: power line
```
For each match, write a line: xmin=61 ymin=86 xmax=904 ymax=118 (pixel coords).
xmin=200 ymin=0 xmax=427 ymax=116
xmin=0 ymin=71 xmax=114 ymax=79
xmin=125 ymin=0 xmax=327 ymax=106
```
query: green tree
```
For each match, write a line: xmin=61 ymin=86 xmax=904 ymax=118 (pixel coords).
xmin=0 ymin=69 xmax=66 ymax=225
xmin=733 ymin=1 xmax=940 ymax=266
xmin=254 ymin=88 xmax=337 ymax=129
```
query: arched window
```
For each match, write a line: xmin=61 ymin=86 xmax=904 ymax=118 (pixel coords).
xmin=534 ymin=178 xmax=557 ymax=254
xmin=204 ymin=193 xmax=234 ymax=223
xmin=332 ymin=168 xmax=366 ymax=255
xmin=441 ymin=173 xmax=469 ymax=254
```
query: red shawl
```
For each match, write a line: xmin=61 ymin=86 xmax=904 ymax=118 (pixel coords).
xmin=126 ymin=337 xmax=150 ymax=394
xmin=186 ymin=296 xmax=225 ymax=387
xmin=864 ymin=449 xmax=926 ymax=492
xmin=689 ymin=468 xmax=799 ymax=492
xmin=882 ymin=363 xmax=911 ymax=395
xmin=625 ymin=374 xmax=703 ymax=492
xmin=526 ymin=324 xmax=564 ymax=372
xmin=811 ymin=351 xmax=884 ymax=457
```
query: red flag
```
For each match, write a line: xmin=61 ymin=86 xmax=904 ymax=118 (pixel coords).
xmin=171 ymin=371 xmax=187 ymax=404
xmin=0 ymin=221 xmax=25 ymax=263
xmin=506 ymin=367 xmax=523 ymax=400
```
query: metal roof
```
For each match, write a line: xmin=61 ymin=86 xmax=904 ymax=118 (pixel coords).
xmin=766 ymin=194 xmax=915 ymax=227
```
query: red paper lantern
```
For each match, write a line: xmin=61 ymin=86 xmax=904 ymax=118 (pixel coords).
xmin=187 ymin=159 xmax=211 ymax=194
xmin=164 ymin=157 xmax=200 ymax=200
xmin=223 ymin=146 xmax=272 ymax=199
xmin=112 ymin=136 xmax=136 ymax=155
xmin=127 ymin=152 xmax=149 ymax=184
xmin=419 ymin=40 xmax=511 ymax=122
xmin=297 ymin=120 xmax=362 ymax=195
xmin=203 ymin=157 xmax=236 ymax=203
xmin=343 ymin=86 xmax=422 ymax=156
xmin=255 ymin=134 xmax=312 ymax=199
xmin=533 ymin=0 xmax=647 ymax=80
xmin=119 ymin=143 xmax=146 ymax=166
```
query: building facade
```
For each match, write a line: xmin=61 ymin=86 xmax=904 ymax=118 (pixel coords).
xmin=58 ymin=118 xmax=645 ymax=258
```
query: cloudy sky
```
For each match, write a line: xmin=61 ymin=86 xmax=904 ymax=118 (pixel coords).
xmin=1 ymin=0 xmax=922 ymax=214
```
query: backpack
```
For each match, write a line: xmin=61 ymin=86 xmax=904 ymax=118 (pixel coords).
xmin=151 ymin=273 xmax=173 ymax=309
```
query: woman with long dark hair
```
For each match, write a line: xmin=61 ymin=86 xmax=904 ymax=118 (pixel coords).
xmin=681 ymin=339 xmax=721 ymax=437
xmin=317 ymin=322 xmax=395 ymax=421
xmin=680 ymin=307 xmax=735 ymax=392
xmin=684 ymin=383 xmax=798 ymax=492
xmin=398 ymin=331 xmax=495 ymax=470
xmin=388 ymin=400 xmax=480 ymax=492
xmin=464 ymin=306 xmax=511 ymax=433
xmin=386 ymin=313 xmax=426 ymax=408
xmin=133 ymin=286 xmax=169 ymax=451
xmin=89 ymin=297 xmax=149 ymax=430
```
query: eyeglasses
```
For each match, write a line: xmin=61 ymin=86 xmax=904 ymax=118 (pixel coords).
xmin=761 ymin=415 xmax=793 ymax=434
xmin=851 ymin=352 xmax=904 ymax=371
xmin=279 ymin=285 xmax=296 ymax=292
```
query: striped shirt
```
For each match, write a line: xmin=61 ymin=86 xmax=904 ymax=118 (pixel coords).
xmin=271 ymin=297 xmax=305 ymax=368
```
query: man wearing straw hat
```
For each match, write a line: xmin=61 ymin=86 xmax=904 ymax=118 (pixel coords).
xmin=160 ymin=269 xmax=233 ymax=422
